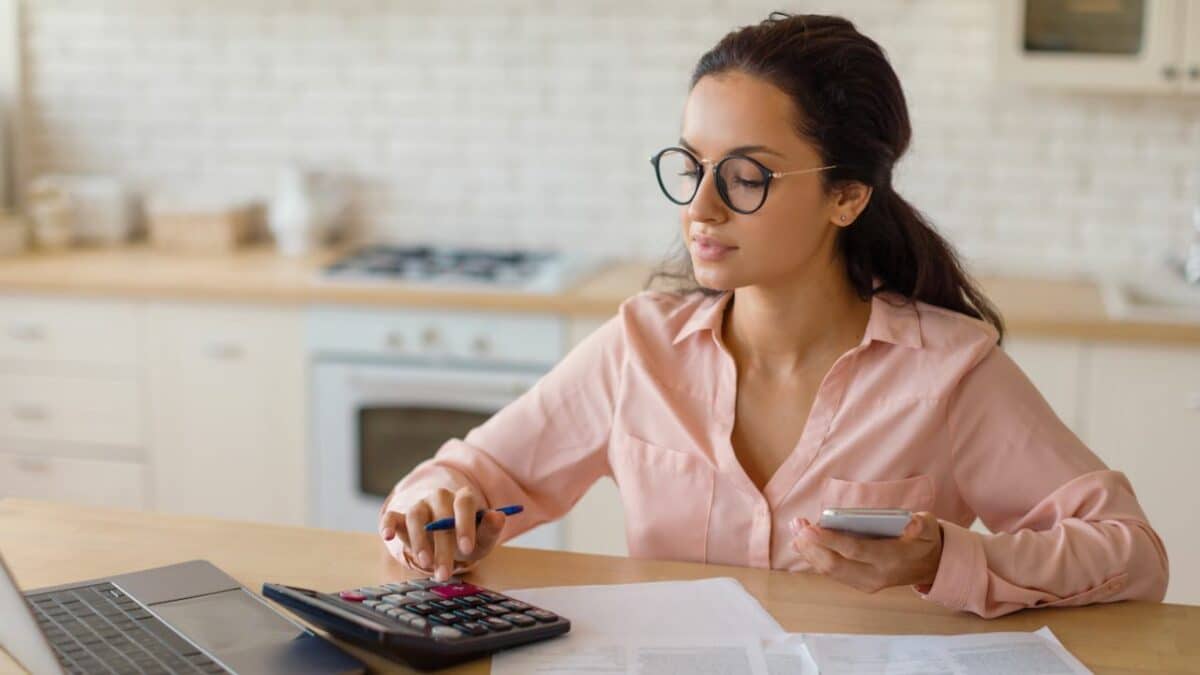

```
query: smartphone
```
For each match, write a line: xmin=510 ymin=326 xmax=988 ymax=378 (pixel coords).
xmin=818 ymin=508 xmax=912 ymax=538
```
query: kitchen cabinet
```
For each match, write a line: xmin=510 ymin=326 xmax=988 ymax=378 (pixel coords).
xmin=0 ymin=295 xmax=147 ymax=510
xmin=1185 ymin=0 xmax=1200 ymax=93
xmin=0 ymin=453 xmax=146 ymax=510
xmin=1083 ymin=342 xmax=1200 ymax=605
xmin=145 ymin=302 xmax=307 ymax=526
xmin=997 ymin=0 xmax=1200 ymax=94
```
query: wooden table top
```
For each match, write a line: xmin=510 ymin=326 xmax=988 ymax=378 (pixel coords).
xmin=1 ymin=499 xmax=1197 ymax=674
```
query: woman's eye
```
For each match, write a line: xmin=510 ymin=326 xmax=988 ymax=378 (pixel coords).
xmin=732 ymin=177 xmax=764 ymax=188
xmin=677 ymin=170 xmax=701 ymax=178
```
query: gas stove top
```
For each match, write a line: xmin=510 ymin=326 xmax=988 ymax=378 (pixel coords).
xmin=320 ymin=245 xmax=598 ymax=294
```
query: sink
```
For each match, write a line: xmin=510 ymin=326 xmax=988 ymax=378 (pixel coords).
xmin=1099 ymin=263 xmax=1200 ymax=324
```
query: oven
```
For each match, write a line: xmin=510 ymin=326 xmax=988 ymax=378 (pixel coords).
xmin=308 ymin=305 xmax=567 ymax=550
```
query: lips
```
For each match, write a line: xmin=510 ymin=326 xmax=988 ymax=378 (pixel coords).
xmin=691 ymin=234 xmax=737 ymax=262
xmin=691 ymin=234 xmax=734 ymax=249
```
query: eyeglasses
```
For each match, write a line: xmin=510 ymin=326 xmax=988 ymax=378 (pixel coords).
xmin=649 ymin=146 xmax=838 ymax=215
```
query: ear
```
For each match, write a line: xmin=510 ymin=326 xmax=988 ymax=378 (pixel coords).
xmin=831 ymin=181 xmax=872 ymax=227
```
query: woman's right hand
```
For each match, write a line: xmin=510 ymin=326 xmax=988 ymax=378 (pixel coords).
xmin=379 ymin=486 xmax=507 ymax=581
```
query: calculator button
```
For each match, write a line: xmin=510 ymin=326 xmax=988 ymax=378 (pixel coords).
xmin=385 ymin=608 xmax=406 ymax=619
xmin=457 ymin=621 xmax=489 ymax=636
xmin=482 ymin=617 xmax=513 ymax=631
xmin=431 ymin=625 xmax=464 ymax=640
xmin=453 ymin=608 xmax=485 ymax=620
xmin=434 ymin=612 xmax=460 ymax=624
xmin=338 ymin=590 xmax=366 ymax=602
xmin=460 ymin=595 xmax=486 ymax=606
xmin=380 ymin=593 xmax=408 ymax=605
xmin=500 ymin=600 xmax=530 ymax=611
xmin=482 ymin=604 xmax=509 ymax=616
xmin=403 ymin=590 xmax=439 ymax=602
xmin=384 ymin=582 xmax=420 ymax=593
xmin=408 ymin=603 xmax=436 ymax=615
xmin=480 ymin=591 xmax=507 ymax=602
xmin=432 ymin=599 xmax=459 ymax=610
xmin=363 ymin=600 xmax=381 ymax=609
xmin=503 ymin=613 xmax=537 ymax=627
xmin=526 ymin=609 xmax=558 ymax=623
xmin=408 ymin=616 xmax=429 ymax=630
xmin=430 ymin=582 xmax=482 ymax=599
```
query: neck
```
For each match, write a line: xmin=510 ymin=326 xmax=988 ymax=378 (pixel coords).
xmin=722 ymin=263 xmax=872 ymax=376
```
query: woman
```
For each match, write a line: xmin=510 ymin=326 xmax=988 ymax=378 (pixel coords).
xmin=379 ymin=13 xmax=1168 ymax=618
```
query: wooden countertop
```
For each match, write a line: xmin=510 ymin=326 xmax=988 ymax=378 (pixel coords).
xmin=0 ymin=497 xmax=1195 ymax=667
xmin=1 ymin=499 xmax=1197 ymax=674
xmin=1 ymin=245 xmax=1199 ymax=344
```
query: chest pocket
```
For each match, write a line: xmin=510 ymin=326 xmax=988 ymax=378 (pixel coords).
xmin=820 ymin=474 xmax=935 ymax=512
xmin=609 ymin=432 xmax=714 ymax=563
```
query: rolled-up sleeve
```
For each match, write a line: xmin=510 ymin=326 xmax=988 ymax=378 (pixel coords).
xmin=918 ymin=345 xmax=1169 ymax=618
xmin=380 ymin=311 xmax=625 ymax=568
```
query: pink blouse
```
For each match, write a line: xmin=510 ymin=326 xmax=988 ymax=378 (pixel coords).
xmin=382 ymin=289 xmax=1169 ymax=618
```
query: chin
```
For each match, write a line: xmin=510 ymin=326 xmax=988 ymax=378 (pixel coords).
xmin=691 ymin=260 xmax=740 ymax=291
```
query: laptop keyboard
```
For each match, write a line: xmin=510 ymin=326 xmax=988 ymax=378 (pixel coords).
xmin=27 ymin=582 xmax=227 ymax=675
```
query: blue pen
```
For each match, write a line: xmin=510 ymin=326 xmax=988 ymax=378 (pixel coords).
xmin=424 ymin=505 xmax=524 ymax=532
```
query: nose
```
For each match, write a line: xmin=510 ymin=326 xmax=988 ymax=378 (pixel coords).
xmin=686 ymin=165 xmax=727 ymax=224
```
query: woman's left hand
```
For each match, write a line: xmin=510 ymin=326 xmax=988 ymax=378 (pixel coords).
xmin=791 ymin=512 xmax=944 ymax=593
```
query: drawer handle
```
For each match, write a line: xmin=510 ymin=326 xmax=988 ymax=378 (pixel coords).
xmin=205 ymin=341 xmax=244 ymax=360
xmin=384 ymin=331 xmax=406 ymax=351
xmin=12 ymin=404 xmax=49 ymax=421
xmin=15 ymin=457 xmax=50 ymax=473
xmin=7 ymin=322 xmax=46 ymax=342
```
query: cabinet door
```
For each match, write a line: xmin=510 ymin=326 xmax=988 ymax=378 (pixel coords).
xmin=0 ymin=453 xmax=146 ymax=510
xmin=997 ymin=0 xmax=1185 ymax=93
xmin=1183 ymin=0 xmax=1200 ymax=92
xmin=1083 ymin=343 xmax=1200 ymax=605
xmin=146 ymin=303 xmax=306 ymax=525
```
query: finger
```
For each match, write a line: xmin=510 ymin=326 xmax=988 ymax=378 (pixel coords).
xmin=430 ymin=489 xmax=457 ymax=581
xmin=801 ymin=525 xmax=893 ymax=565
xmin=903 ymin=512 xmax=940 ymax=542
xmin=793 ymin=537 xmax=884 ymax=593
xmin=380 ymin=510 xmax=406 ymax=542
xmin=405 ymin=502 xmax=433 ymax=570
xmin=453 ymin=488 xmax=479 ymax=557
xmin=471 ymin=510 xmax=508 ymax=558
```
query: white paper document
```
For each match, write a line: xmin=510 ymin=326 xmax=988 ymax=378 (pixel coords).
xmin=490 ymin=578 xmax=784 ymax=675
xmin=802 ymin=626 xmax=1092 ymax=675
xmin=489 ymin=577 xmax=1090 ymax=675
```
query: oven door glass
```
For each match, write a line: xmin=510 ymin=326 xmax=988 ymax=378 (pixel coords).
xmin=358 ymin=406 xmax=491 ymax=498
xmin=1023 ymin=0 xmax=1146 ymax=55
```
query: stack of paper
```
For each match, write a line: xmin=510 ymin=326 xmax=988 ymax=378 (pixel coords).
xmin=492 ymin=578 xmax=1094 ymax=675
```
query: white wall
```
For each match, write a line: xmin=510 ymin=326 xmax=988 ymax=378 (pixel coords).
xmin=18 ymin=0 xmax=1200 ymax=273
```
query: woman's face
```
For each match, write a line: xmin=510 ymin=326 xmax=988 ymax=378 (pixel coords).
xmin=678 ymin=71 xmax=846 ymax=291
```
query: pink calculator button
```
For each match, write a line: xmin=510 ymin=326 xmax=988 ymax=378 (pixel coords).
xmin=430 ymin=583 xmax=482 ymax=599
xmin=338 ymin=590 xmax=366 ymax=602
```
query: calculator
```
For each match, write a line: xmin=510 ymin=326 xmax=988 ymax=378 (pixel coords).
xmin=261 ymin=577 xmax=570 ymax=670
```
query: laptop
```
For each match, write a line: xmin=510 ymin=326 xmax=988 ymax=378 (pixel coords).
xmin=0 ymin=552 xmax=364 ymax=674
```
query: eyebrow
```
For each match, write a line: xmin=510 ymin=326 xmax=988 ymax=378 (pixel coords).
xmin=678 ymin=138 xmax=786 ymax=159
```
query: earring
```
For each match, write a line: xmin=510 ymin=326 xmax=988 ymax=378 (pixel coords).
xmin=839 ymin=215 xmax=847 ymax=222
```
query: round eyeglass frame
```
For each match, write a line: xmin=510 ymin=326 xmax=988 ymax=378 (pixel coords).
xmin=649 ymin=146 xmax=838 ymax=215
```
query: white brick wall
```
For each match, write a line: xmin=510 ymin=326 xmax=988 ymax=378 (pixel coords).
xmin=18 ymin=0 xmax=1200 ymax=273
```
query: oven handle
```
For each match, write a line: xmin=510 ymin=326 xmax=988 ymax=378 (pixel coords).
xmin=347 ymin=374 xmax=539 ymax=401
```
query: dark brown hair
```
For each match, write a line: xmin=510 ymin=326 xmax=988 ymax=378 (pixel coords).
xmin=649 ymin=12 xmax=1004 ymax=343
